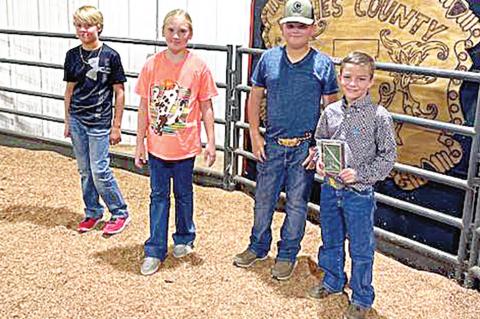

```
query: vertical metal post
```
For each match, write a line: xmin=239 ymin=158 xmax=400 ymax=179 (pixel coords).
xmin=231 ymin=45 xmax=243 ymax=181
xmin=465 ymin=186 xmax=480 ymax=287
xmin=6 ymin=0 xmax=13 ymax=85
xmin=155 ymin=0 xmax=160 ymax=53
xmin=222 ymin=44 xmax=234 ymax=190
xmin=36 ymin=0 xmax=44 ymax=136
xmin=457 ymin=84 xmax=480 ymax=283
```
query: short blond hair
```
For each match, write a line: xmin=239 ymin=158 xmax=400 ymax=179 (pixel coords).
xmin=340 ymin=51 xmax=376 ymax=79
xmin=162 ymin=9 xmax=193 ymax=37
xmin=73 ymin=5 xmax=104 ymax=34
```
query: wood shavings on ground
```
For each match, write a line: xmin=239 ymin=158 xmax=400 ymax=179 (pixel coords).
xmin=0 ymin=145 xmax=479 ymax=319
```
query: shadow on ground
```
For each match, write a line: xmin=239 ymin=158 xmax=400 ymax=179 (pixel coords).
xmin=0 ymin=205 xmax=81 ymax=230
xmin=92 ymin=244 xmax=205 ymax=275
xmin=244 ymin=255 xmax=387 ymax=319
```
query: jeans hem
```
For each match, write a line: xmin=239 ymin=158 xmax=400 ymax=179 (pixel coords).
xmin=275 ymin=256 xmax=297 ymax=263
xmin=110 ymin=210 xmax=129 ymax=219
xmin=247 ymin=246 xmax=268 ymax=258
xmin=144 ymin=248 xmax=167 ymax=262
xmin=173 ymin=240 xmax=195 ymax=247
xmin=85 ymin=212 xmax=104 ymax=220
xmin=323 ymin=281 xmax=344 ymax=294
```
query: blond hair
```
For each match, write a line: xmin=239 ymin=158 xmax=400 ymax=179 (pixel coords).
xmin=162 ymin=9 xmax=193 ymax=37
xmin=73 ymin=6 xmax=104 ymax=34
xmin=340 ymin=51 xmax=376 ymax=79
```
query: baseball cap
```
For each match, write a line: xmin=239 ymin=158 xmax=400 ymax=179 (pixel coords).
xmin=279 ymin=0 xmax=314 ymax=25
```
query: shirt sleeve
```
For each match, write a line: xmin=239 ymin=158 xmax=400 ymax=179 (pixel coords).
xmin=109 ymin=52 xmax=127 ymax=84
xmin=198 ymin=65 xmax=218 ymax=101
xmin=356 ymin=110 xmax=397 ymax=185
xmin=321 ymin=57 xmax=339 ymax=95
xmin=63 ymin=50 xmax=77 ymax=82
xmin=250 ymin=52 xmax=266 ymax=88
xmin=314 ymin=110 xmax=330 ymax=141
xmin=135 ymin=61 xmax=150 ymax=99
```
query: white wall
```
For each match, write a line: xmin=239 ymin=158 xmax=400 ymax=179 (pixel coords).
xmin=0 ymin=0 xmax=252 ymax=145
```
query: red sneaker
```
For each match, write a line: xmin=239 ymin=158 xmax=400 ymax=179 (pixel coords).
xmin=103 ymin=216 xmax=131 ymax=235
xmin=78 ymin=217 xmax=102 ymax=233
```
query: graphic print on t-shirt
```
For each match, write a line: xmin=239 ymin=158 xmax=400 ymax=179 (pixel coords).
xmin=149 ymin=79 xmax=191 ymax=135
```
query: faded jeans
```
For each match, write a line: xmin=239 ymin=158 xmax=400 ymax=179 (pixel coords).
xmin=69 ymin=115 xmax=128 ymax=220
xmin=248 ymin=141 xmax=314 ymax=262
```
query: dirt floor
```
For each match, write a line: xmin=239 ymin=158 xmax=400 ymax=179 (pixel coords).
xmin=1 ymin=145 xmax=480 ymax=319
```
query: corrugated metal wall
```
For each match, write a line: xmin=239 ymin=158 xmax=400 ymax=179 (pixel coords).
xmin=0 ymin=0 xmax=251 ymax=144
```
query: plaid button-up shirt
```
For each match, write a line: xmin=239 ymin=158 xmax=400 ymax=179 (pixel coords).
xmin=315 ymin=94 xmax=397 ymax=191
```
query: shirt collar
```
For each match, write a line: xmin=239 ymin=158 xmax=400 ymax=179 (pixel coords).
xmin=342 ymin=93 xmax=373 ymax=110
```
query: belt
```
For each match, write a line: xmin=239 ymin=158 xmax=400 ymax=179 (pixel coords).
xmin=277 ymin=133 xmax=312 ymax=147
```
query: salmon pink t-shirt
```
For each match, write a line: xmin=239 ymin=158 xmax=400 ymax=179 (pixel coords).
xmin=135 ymin=50 xmax=218 ymax=160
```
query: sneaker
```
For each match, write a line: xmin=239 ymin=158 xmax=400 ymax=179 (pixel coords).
xmin=233 ymin=249 xmax=267 ymax=268
xmin=140 ymin=257 xmax=162 ymax=276
xmin=77 ymin=217 xmax=102 ymax=233
xmin=308 ymin=284 xmax=345 ymax=299
xmin=173 ymin=244 xmax=193 ymax=258
xmin=271 ymin=260 xmax=297 ymax=280
xmin=344 ymin=303 xmax=370 ymax=319
xmin=103 ymin=216 xmax=131 ymax=235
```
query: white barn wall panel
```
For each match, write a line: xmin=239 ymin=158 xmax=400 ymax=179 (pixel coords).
xmin=0 ymin=0 xmax=252 ymax=146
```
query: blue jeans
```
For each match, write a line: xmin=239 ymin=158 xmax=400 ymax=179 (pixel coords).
xmin=144 ymin=153 xmax=196 ymax=261
xmin=318 ymin=184 xmax=376 ymax=308
xmin=248 ymin=142 xmax=314 ymax=262
xmin=69 ymin=116 xmax=128 ymax=220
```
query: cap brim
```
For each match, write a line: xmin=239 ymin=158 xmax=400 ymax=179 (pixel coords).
xmin=279 ymin=17 xmax=314 ymax=25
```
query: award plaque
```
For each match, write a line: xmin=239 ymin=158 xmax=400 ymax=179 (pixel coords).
xmin=319 ymin=140 xmax=345 ymax=176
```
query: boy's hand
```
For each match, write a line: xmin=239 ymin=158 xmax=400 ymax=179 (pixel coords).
xmin=135 ymin=142 xmax=147 ymax=169
xmin=204 ymin=142 xmax=216 ymax=167
xmin=109 ymin=127 xmax=122 ymax=145
xmin=251 ymin=134 xmax=266 ymax=162
xmin=316 ymin=160 xmax=325 ymax=177
xmin=64 ymin=122 xmax=70 ymax=138
xmin=339 ymin=168 xmax=357 ymax=184
xmin=302 ymin=146 xmax=317 ymax=170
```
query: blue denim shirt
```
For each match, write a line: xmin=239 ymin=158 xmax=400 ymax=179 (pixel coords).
xmin=251 ymin=46 xmax=338 ymax=142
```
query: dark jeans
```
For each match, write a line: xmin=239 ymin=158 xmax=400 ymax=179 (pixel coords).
xmin=318 ymin=184 xmax=376 ymax=308
xmin=144 ymin=153 xmax=195 ymax=261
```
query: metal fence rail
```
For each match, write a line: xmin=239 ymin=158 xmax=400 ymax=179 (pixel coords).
xmin=1 ymin=30 xmax=480 ymax=287
xmin=0 ymin=29 xmax=234 ymax=189
xmin=232 ymin=46 xmax=480 ymax=286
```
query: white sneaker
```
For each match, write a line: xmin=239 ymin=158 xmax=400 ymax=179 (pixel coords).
xmin=172 ymin=244 xmax=193 ymax=258
xmin=140 ymin=257 xmax=161 ymax=276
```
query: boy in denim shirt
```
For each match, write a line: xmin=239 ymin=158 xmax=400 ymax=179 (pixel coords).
xmin=233 ymin=0 xmax=338 ymax=280
xmin=308 ymin=51 xmax=396 ymax=319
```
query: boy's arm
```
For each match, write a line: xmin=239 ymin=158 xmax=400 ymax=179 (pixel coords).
xmin=248 ymin=86 xmax=266 ymax=162
xmin=322 ymin=93 xmax=339 ymax=109
xmin=200 ymin=99 xmax=216 ymax=167
xmin=134 ymin=97 xmax=148 ymax=168
xmin=314 ymin=111 xmax=329 ymax=141
xmin=307 ymin=112 xmax=330 ymax=172
xmin=63 ymin=82 xmax=76 ymax=138
xmin=356 ymin=113 xmax=397 ymax=185
xmin=303 ymin=95 xmax=337 ymax=169
xmin=110 ymin=83 xmax=125 ymax=145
